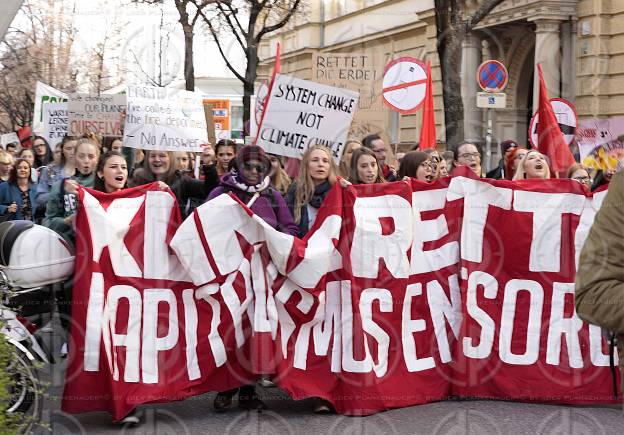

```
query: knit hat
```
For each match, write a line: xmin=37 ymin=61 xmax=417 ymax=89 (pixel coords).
xmin=235 ymin=145 xmax=271 ymax=179
xmin=500 ymin=139 xmax=520 ymax=155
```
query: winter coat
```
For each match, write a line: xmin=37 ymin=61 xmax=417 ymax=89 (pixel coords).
xmin=285 ymin=180 xmax=332 ymax=237
xmin=36 ymin=164 xmax=69 ymax=209
xmin=131 ymin=165 xmax=218 ymax=219
xmin=42 ymin=172 xmax=95 ymax=244
xmin=206 ymin=172 xmax=298 ymax=236
xmin=575 ymin=170 xmax=624 ymax=390
xmin=0 ymin=182 xmax=37 ymax=221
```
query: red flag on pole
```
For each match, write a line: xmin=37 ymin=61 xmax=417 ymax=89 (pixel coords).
xmin=254 ymin=43 xmax=281 ymax=144
xmin=419 ymin=61 xmax=436 ymax=150
xmin=536 ymin=64 xmax=575 ymax=174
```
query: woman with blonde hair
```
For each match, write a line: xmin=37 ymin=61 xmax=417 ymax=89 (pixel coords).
xmin=268 ymin=153 xmax=292 ymax=195
xmin=338 ymin=140 xmax=362 ymax=178
xmin=285 ymin=145 xmax=338 ymax=237
xmin=512 ymin=149 xmax=551 ymax=180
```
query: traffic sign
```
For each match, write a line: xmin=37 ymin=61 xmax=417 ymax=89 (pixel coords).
xmin=477 ymin=60 xmax=508 ymax=93
xmin=382 ymin=57 xmax=428 ymax=114
xmin=528 ymin=98 xmax=578 ymax=148
xmin=476 ymin=92 xmax=507 ymax=109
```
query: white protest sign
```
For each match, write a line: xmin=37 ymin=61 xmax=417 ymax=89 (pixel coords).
xmin=256 ymin=74 xmax=359 ymax=161
xmin=529 ymin=98 xmax=578 ymax=148
xmin=33 ymin=81 xmax=68 ymax=135
xmin=124 ymin=85 xmax=207 ymax=152
xmin=43 ymin=102 xmax=69 ymax=145
xmin=577 ymin=115 xmax=624 ymax=153
xmin=0 ymin=133 xmax=19 ymax=148
xmin=68 ymin=94 xmax=126 ymax=137
xmin=382 ymin=57 xmax=427 ymax=114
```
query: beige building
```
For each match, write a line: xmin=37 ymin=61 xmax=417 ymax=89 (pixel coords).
xmin=258 ymin=0 xmax=623 ymax=170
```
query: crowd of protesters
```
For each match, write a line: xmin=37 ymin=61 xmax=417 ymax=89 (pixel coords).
xmin=0 ymin=130 xmax=618 ymax=426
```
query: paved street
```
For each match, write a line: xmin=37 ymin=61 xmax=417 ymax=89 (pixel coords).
xmin=35 ymin=340 xmax=623 ymax=435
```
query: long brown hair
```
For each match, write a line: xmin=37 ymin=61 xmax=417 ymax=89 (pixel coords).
xmin=339 ymin=140 xmax=362 ymax=179
xmin=292 ymin=145 xmax=338 ymax=224
xmin=398 ymin=151 xmax=430 ymax=179
xmin=349 ymin=147 xmax=385 ymax=184
xmin=131 ymin=150 xmax=177 ymax=186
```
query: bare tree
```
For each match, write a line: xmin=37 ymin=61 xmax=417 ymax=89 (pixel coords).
xmin=134 ymin=0 xmax=215 ymax=91
xmin=435 ymin=0 xmax=505 ymax=147
xmin=0 ymin=0 xmax=79 ymax=130
xmin=87 ymin=4 xmax=126 ymax=94
xmin=191 ymin=0 xmax=302 ymax=133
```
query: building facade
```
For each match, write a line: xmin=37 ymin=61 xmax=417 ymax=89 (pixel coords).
xmin=258 ymin=0 xmax=623 ymax=170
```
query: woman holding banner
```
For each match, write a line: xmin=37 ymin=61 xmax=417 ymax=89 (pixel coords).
xmin=512 ymin=150 xmax=551 ymax=180
xmin=130 ymin=150 xmax=218 ymax=218
xmin=398 ymin=151 xmax=434 ymax=183
xmin=285 ymin=145 xmax=338 ymax=238
xmin=206 ymin=145 xmax=298 ymax=412
xmin=349 ymin=147 xmax=386 ymax=185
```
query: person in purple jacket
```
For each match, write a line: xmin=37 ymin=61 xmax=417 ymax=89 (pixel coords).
xmin=206 ymin=144 xmax=298 ymax=412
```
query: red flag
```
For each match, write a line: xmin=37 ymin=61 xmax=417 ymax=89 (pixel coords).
xmin=17 ymin=125 xmax=32 ymax=148
xmin=419 ymin=61 xmax=436 ymax=150
xmin=254 ymin=43 xmax=281 ymax=144
xmin=536 ymin=64 xmax=575 ymax=174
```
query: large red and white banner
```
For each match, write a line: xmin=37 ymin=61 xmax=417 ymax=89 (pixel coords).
xmin=62 ymin=167 xmax=620 ymax=420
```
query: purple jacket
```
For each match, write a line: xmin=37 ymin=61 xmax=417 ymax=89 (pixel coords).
xmin=206 ymin=173 xmax=299 ymax=236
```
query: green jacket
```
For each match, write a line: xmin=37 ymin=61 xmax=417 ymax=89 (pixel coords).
xmin=575 ymin=170 xmax=624 ymax=385
xmin=42 ymin=172 xmax=95 ymax=244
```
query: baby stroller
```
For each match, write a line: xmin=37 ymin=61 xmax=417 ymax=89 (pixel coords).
xmin=0 ymin=220 xmax=74 ymax=430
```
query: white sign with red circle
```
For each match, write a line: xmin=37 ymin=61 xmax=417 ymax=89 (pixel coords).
xmin=382 ymin=57 xmax=428 ymax=114
xmin=528 ymin=98 xmax=578 ymax=148
xmin=477 ymin=60 xmax=508 ymax=93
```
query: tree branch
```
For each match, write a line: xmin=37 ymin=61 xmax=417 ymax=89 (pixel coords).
xmin=256 ymin=0 xmax=301 ymax=40
xmin=466 ymin=0 xmax=504 ymax=31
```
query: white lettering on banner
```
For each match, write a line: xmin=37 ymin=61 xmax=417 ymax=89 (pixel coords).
xmin=84 ymin=273 xmax=105 ymax=371
xmin=197 ymin=195 xmax=262 ymax=277
xmin=589 ymin=324 xmax=614 ymax=367
xmin=341 ymin=281 xmax=375 ymax=373
xmin=83 ymin=193 xmax=144 ymax=278
xmin=427 ymin=275 xmax=461 ymax=363
xmin=170 ymin=210 xmax=215 ymax=286
xmin=546 ymin=282 xmax=583 ymax=368
xmin=410 ymin=189 xmax=459 ymax=274
xmin=142 ymin=289 xmax=179 ymax=384
xmin=182 ymin=289 xmax=200 ymax=380
xmin=144 ymin=191 xmax=189 ymax=281
xmin=274 ymin=279 xmax=315 ymax=357
xmin=293 ymin=281 xmax=342 ymax=372
xmin=447 ymin=177 xmax=513 ymax=264
xmin=360 ymin=288 xmax=393 ymax=377
xmin=103 ymin=286 xmax=141 ymax=382
xmin=195 ymin=284 xmax=227 ymax=368
xmin=574 ymin=190 xmax=607 ymax=269
xmin=463 ymin=271 xmax=498 ymax=359
xmin=499 ymin=280 xmax=543 ymax=365
xmin=220 ymin=259 xmax=253 ymax=347
xmin=402 ymin=283 xmax=435 ymax=372
xmin=287 ymin=215 xmax=343 ymax=288
xmin=351 ymin=195 xmax=413 ymax=279
xmin=513 ymin=192 xmax=585 ymax=273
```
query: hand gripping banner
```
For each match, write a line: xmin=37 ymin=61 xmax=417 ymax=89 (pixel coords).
xmin=62 ymin=168 xmax=620 ymax=420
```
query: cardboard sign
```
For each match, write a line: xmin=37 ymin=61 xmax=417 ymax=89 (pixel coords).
xmin=124 ymin=85 xmax=207 ymax=152
xmin=203 ymin=102 xmax=217 ymax=145
xmin=42 ymin=102 xmax=69 ymax=146
xmin=0 ymin=132 xmax=19 ymax=148
xmin=68 ymin=94 xmax=126 ymax=137
xmin=312 ymin=53 xmax=385 ymax=140
xmin=33 ymin=81 xmax=68 ymax=135
xmin=256 ymin=73 xmax=359 ymax=161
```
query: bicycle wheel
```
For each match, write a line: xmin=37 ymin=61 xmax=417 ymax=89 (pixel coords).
xmin=5 ymin=345 xmax=43 ymax=429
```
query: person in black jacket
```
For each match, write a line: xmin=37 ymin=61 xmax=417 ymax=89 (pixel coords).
xmin=130 ymin=150 xmax=218 ymax=218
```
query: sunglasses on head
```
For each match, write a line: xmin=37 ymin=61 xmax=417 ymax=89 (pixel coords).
xmin=242 ymin=162 xmax=267 ymax=173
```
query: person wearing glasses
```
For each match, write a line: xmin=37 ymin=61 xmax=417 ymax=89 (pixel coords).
xmin=205 ymin=145 xmax=298 ymax=412
xmin=398 ymin=151 xmax=434 ymax=182
xmin=567 ymin=164 xmax=592 ymax=189
xmin=453 ymin=142 xmax=482 ymax=177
